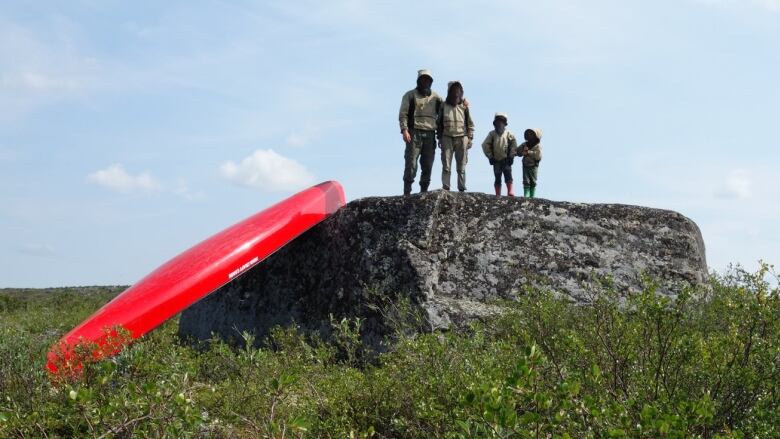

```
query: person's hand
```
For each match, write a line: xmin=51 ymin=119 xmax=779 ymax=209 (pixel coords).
xmin=467 ymin=138 xmax=473 ymax=149
xmin=522 ymin=146 xmax=529 ymax=156
xmin=489 ymin=158 xmax=495 ymax=166
xmin=402 ymin=130 xmax=412 ymax=144
xmin=462 ymin=98 xmax=470 ymax=108
xmin=509 ymin=156 xmax=515 ymax=165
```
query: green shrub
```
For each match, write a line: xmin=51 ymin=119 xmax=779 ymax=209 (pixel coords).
xmin=0 ymin=265 xmax=777 ymax=438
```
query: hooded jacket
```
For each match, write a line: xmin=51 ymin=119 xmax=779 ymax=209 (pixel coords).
xmin=520 ymin=128 xmax=543 ymax=167
xmin=482 ymin=129 xmax=518 ymax=161
xmin=436 ymin=81 xmax=474 ymax=139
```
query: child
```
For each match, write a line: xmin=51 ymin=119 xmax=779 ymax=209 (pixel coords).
xmin=519 ymin=128 xmax=543 ymax=198
xmin=481 ymin=113 xmax=518 ymax=196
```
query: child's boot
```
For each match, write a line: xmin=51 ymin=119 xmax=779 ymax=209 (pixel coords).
xmin=523 ymin=186 xmax=531 ymax=197
xmin=506 ymin=182 xmax=514 ymax=197
xmin=529 ymin=187 xmax=536 ymax=198
xmin=494 ymin=184 xmax=501 ymax=196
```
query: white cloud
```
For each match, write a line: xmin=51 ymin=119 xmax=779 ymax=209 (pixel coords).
xmin=0 ymin=19 xmax=103 ymax=123
xmin=172 ymin=179 xmax=205 ymax=201
xmin=87 ymin=166 xmax=205 ymax=199
xmin=627 ymin=151 xmax=780 ymax=271
xmin=285 ymin=132 xmax=310 ymax=148
xmin=88 ymin=164 xmax=161 ymax=193
xmin=16 ymin=243 xmax=56 ymax=257
xmin=758 ymin=0 xmax=780 ymax=10
xmin=284 ymin=124 xmax=329 ymax=148
xmin=694 ymin=0 xmax=780 ymax=11
xmin=1 ymin=72 xmax=81 ymax=93
xmin=715 ymin=169 xmax=752 ymax=199
xmin=220 ymin=149 xmax=316 ymax=192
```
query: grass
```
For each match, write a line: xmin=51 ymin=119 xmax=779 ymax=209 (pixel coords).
xmin=0 ymin=266 xmax=778 ymax=438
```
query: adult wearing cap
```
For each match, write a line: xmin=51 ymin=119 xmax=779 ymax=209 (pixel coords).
xmin=436 ymin=80 xmax=474 ymax=192
xmin=481 ymin=113 xmax=518 ymax=196
xmin=398 ymin=69 xmax=443 ymax=195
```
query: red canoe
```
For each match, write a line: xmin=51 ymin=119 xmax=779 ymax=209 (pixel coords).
xmin=47 ymin=181 xmax=345 ymax=376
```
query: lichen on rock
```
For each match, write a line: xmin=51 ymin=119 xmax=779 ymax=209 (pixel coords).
xmin=178 ymin=191 xmax=708 ymax=348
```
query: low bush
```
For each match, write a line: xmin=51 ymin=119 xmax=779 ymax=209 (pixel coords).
xmin=0 ymin=266 xmax=777 ymax=438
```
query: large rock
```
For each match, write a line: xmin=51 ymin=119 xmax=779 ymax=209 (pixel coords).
xmin=178 ymin=191 xmax=708 ymax=346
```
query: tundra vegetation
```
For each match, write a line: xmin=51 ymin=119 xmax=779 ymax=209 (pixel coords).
xmin=0 ymin=265 xmax=778 ymax=438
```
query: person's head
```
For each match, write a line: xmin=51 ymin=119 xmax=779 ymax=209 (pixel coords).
xmin=416 ymin=69 xmax=433 ymax=96
xmin=445 ymin=81 xmax=463 ymax=106
xmin=524 ymin=128 xmax=542 ymax=145
xmin=493 ymin=113 xmax=508 ymax=134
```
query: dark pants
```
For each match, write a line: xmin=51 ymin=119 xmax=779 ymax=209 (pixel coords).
xmin=493 ymin=159 xmax=513 ymax=186
xmin=403 ymin=129 xmax=436 ymax=189
xmin=523 ymin=165 xmax=538 ymax=188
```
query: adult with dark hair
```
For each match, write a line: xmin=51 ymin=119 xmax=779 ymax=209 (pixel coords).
xmin=436 ymin=81 xmax=474 ymax=192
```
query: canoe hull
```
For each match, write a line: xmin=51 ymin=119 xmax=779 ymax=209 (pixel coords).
xmin=47 ymin=181 xmax=345 ymax=376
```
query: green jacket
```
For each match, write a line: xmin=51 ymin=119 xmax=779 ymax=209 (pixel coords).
xmin=482 ymin=130 xmax=518 ymax=161
xmin=399 ymin=89 xmax=443 ymax=132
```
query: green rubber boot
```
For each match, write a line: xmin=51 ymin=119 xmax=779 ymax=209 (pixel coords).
xmin=529 ymin=187 xmax=536 ymax=198
xmin=523 ymin=187 xmax=531 ymax=198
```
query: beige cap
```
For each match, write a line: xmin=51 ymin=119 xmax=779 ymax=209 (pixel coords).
xmin=417 ymin=69 xmax=433 ymax=80
xmin=494 ymin=112 xmax=508 ymax=121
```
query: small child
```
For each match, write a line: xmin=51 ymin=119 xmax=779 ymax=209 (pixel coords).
xmin=481 ymin=113 xmax=518 ymax=196
xmin=519 ymin=128 xmax=543 ymax=198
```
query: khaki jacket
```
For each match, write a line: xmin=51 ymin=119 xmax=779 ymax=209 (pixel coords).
xmin=399 ymin=89 xmax=443 ymax=132
xmin=437 ymin=102 xmax=475 ymax=138
xmin=482 ymin=130 xmax=518 ymax=161
xmin=520 ymin=128 xmax=543 ymax=167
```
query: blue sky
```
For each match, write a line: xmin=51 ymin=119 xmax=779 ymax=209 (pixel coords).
xmin=1 ymin=0 xmax=778 ymax=287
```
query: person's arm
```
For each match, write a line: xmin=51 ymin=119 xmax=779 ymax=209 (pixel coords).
xmin=508 ymin=134 xmax=519 ymax=158
xmin=436 ymin=105 xmax=444 ymax=143
xmin=529 ymin=144 xmax=542 ymax=161
xmin=518 ymin=141 xmax=528 ymax=157
xmin=466 ymin=108 xmax=475 ymax=140
xmin=398 ymin=93 xmax=412 ymax=143
xmin=482 ymin=133 xmax=494 ymax=164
